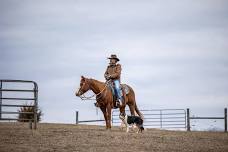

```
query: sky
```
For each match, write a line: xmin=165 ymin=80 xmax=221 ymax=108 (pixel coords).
xmin=0 ymin=0 xmax=228 ymax=130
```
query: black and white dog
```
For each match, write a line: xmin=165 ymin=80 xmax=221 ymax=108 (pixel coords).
xmin=119 ymin=114 xmax=144 ymax=133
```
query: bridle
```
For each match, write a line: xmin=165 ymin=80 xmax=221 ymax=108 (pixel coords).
xmin=77 ymin=79 xmax=111 ymax=101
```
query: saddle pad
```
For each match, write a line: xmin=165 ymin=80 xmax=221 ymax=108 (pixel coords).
xmin=107 ymin=83 xmax=130 ymax=95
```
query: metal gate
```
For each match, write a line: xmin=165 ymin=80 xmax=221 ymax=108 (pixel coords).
xmin=0 ymin=80 xmax=38 ymax=129
xmin=112 ymin=109 xmax=186 ymax=129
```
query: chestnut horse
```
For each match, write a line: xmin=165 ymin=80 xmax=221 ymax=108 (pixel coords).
xmin=75 ymin=76 xmax=142 ymax=130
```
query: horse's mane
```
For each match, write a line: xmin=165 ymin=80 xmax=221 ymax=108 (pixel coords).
xmin=89 ymin=78 xmax=105 ymax=86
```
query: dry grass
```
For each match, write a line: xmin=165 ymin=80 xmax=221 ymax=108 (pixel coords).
xmin=0 ymin=122 xmax=228 ymax=152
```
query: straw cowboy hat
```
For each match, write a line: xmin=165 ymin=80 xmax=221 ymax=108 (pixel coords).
xmin=107 ymin=54 xmax=120 ymax=61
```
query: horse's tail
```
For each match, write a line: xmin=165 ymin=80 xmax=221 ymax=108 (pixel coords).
xmin=135 ymin=103 xmax=144 ymax=120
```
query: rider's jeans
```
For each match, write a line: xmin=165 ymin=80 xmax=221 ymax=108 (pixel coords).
xmin=114 ymin=80 xmax=122 ymax=102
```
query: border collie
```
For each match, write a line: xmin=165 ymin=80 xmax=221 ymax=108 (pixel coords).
xmin=119 ymin=114 xmax=144 ymax=133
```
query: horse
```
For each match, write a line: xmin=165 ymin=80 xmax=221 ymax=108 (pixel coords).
xmin=75 ymin=76 xmax=142 ymax=130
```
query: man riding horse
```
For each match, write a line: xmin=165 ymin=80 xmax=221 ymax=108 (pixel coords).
xmin=75 ymin=54 xmax=143 ymax=130
xmin=104 ymin=54 xmax=123 ymax=108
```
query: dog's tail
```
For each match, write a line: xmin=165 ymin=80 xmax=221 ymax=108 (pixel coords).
xmin=135 ymin=103 xmax=144 ymax=120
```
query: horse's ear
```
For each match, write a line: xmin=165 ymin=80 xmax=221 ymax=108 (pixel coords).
xmin=81 ymin=76 xmax=85 ymax=80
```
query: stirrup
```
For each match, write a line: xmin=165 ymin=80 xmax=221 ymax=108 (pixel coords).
xmin=116 ymin=101 xmax=120 ymax=107
xmin=117 ymin=99 xmax=123 ymax=107
xmin=115 ymin=101 xmax=120 ymax=108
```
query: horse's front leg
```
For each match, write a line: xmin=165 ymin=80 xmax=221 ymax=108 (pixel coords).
xmin=107 ymin=104 xmax=112 ymax=129
xmin=100 ymin=106 xmax=108 ymax=129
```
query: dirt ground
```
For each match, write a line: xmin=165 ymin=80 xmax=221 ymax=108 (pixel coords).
xmin=0 ymin=122 xmax=228 ymax=152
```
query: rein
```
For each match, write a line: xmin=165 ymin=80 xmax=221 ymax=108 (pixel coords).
xmin=78 ymin=80 xmax=111 ymax=101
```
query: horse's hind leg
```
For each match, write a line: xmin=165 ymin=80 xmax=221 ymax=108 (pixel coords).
xmin=126 ymin=88 xmax=136 ymax=116
xmin=129 ymin=104 xmax=136 ymax=116
xmin=119 ymin=92 xmax=127 ymax=116
xmin=119 ymin=105 xmax=126 ymax=117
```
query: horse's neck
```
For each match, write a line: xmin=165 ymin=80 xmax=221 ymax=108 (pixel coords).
xmin=89 ymin=79 xmax=106 ymax=94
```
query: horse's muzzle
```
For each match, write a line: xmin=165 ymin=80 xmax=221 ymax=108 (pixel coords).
xmin=75 ymin=90 xmax=81 ymax=96
xmin=75 ymin=92 xmax=79 ymax=96
xmin=76 ymin=92 xmax=81 ymax=97
xmin=75 ymin=87 xmax=81 ymax=97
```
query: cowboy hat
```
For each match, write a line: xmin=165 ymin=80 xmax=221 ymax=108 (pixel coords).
xmin=107 ymin=54 xmax=120 ymax=61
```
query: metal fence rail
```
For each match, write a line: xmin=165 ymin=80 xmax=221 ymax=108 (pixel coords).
xmin=112 ymin=109 xmax=186 ymax=129
xmin=75 ymin=109 xmax=186 ymax=129
xmin=0 ymin=80 xmax=38 ymax=129
xmin=75 ymin=111 xmax=105 ymax=124
xmin=76 ymin=108 xmax=227 ymax=131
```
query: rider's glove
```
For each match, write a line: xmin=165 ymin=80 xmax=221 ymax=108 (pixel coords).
xmin=108 ymin=75 xmax=112 ymax=79
xmin=105 ymin=74 xmax=110 ymax=80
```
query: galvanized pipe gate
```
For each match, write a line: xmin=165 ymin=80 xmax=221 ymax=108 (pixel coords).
xmin=112 ymin=109 xmax=187 ymax=129
xmin=0 ymin=80 xmax=38 ymax=129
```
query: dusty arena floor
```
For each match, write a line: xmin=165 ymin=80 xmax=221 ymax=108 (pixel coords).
xmin=0 ymin=122 xmax=228 ymax=152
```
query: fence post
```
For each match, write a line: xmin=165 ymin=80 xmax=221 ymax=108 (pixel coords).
xmin=160 ymin=110 xmax=162 ymax=128
xmin=33 ymin=84 xmax=38 ymax=130
xmin=29 ymin=120 xmax=32 ymax=129
xmin=0 ymin=80 xmax=2 ymax=120
xmin=76 ymin=111 xmax=79 ymax=124
xmin=225 ymin=108 xmax=227 ymax=132
xmin=187 ymin=108 xmax=191 ymax=131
